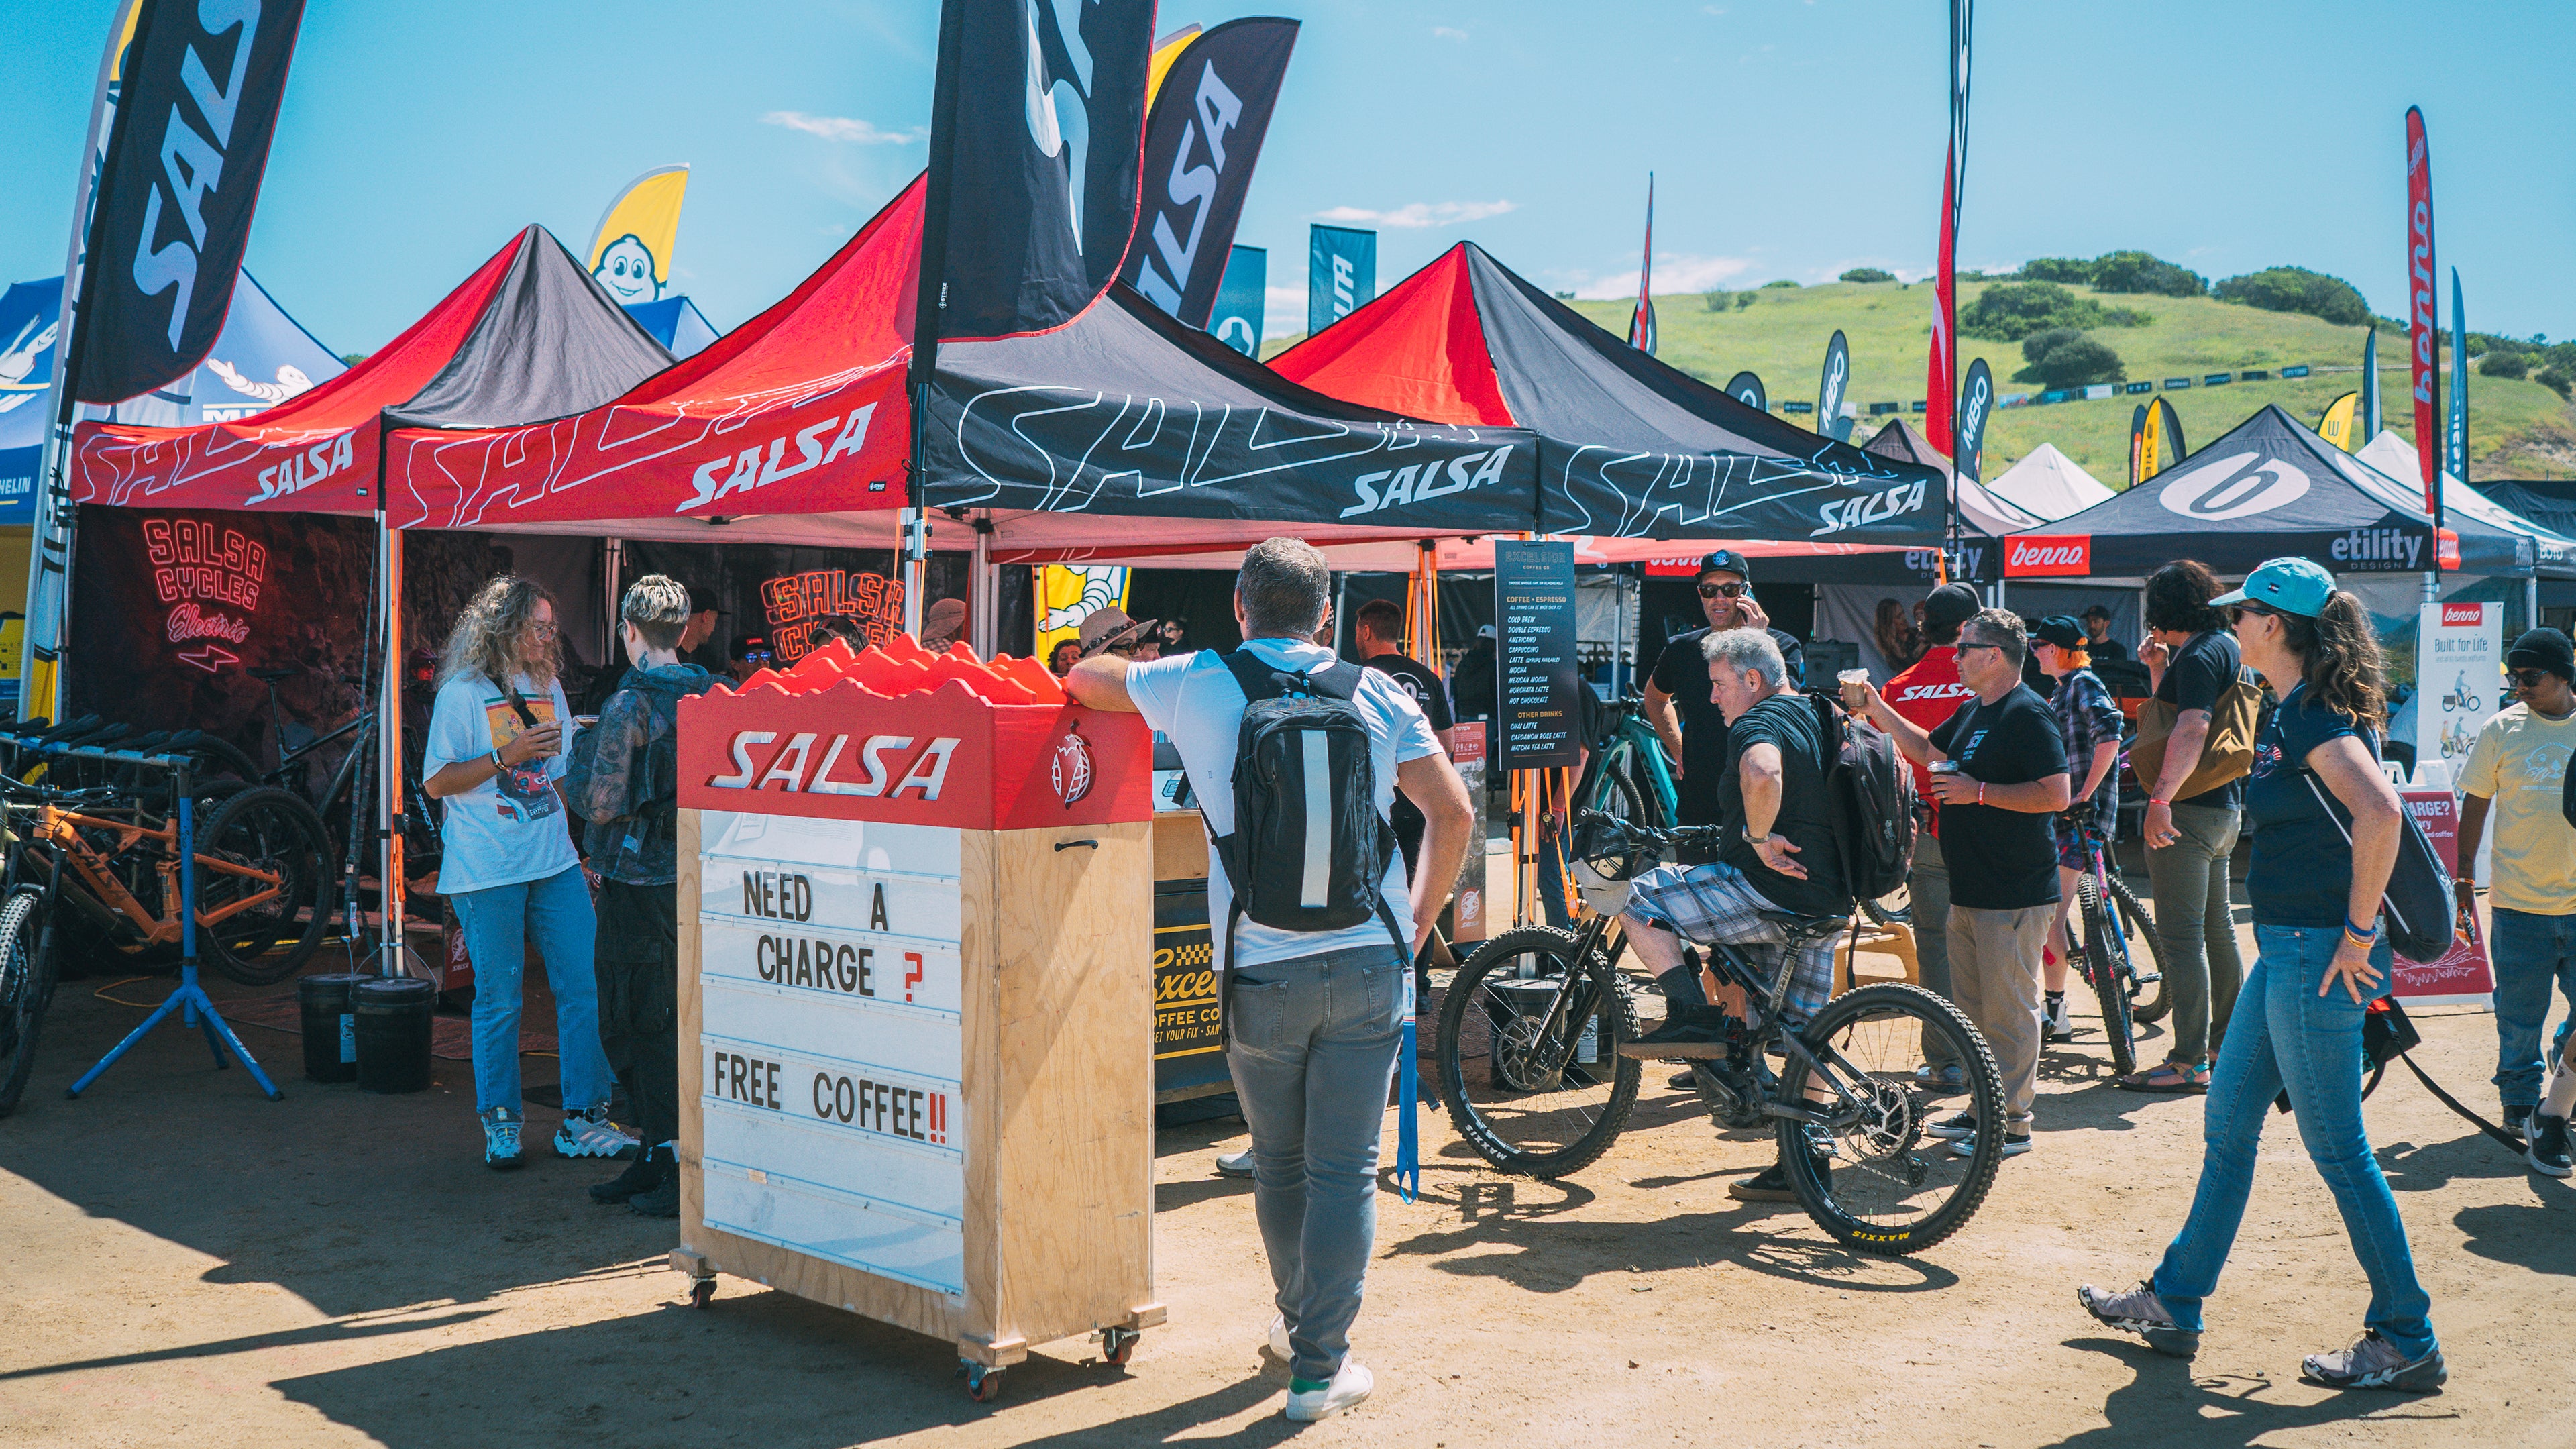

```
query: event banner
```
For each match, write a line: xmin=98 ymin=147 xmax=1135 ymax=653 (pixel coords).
xmin=2362 ymin=324 xmax=2381 ymax=437
xmin=1207 ymin=244 xmax=1265 ymax=356
xmin=1626 ymin=174 xmax=1656 ymax=356
xmin=2394 ymin=785 xmax=2495 ymax=1006
xmin=1923 ymin=140 xmax=1957 ymax=461
xmin=2404 ymin=105 xmax=2440 ymax=505
xmin=75 ymin=0 xmax=309 ymax=404
xmin=1119 ymin=17 xmax=1298 ymax=327
xmin=1307 ymin=224 xmax=1375 ymax=337
xmin=2415 ymin=599 xmax=2501 ymax=770
xmin=1724 ymin=371 xmax=1766 ymax=413
xmin=0 ymin=280 xmax=62 ymax=524
xmin=2447 ymin=268 xmax=2469 ymax=480
xmin=2318 ymin=391 xmax=2358 ymax=452
xmin=2131 ymin=395 xmax=2184 ymax=486
xmin=586 ymin=164 xmax=688 ymax=306
xmin=1817 ymin=330 xmax=1851 ymax=443
xmin=1955 ymin=357 xmax=1993 ymax=482
xmin=1492 ymin=540 xmax=1581 ymax=771
xmin=918 ymin=0 xmax=1154 ymax=344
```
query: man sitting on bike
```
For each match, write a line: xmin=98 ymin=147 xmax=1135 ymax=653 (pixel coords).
xmin=1616 ymin=628 xmax=1852 ymax=1203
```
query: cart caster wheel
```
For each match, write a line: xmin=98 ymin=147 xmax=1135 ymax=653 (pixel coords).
xmin=962 ymin=1362 xmax=1004 ymax=1402
xmin=688 ymin=1280 xmax=716 ymax=1309
xmin=1101 ymin=1327 xmax=1139 ymax=1366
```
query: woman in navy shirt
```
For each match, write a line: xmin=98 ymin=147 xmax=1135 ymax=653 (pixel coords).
xmin=2080 ymin=558 xmax=2443 ymax=1393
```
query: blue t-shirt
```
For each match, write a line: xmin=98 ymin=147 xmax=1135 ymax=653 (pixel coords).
xmin=2243 ymin=684 xmax=2377 ymax=928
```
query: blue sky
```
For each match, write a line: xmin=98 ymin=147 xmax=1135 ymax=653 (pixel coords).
xmin=6 ymin=1 xmax=2571 ymax=356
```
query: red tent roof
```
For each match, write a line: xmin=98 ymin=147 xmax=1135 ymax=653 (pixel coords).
xmin=1268 ymin=246 xmax=1509 ymax=426
xmin=389 ymin=179 xmax=922 ymax=530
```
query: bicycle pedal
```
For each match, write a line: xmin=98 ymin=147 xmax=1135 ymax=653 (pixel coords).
xmin=2131 ymin=972 xmax=2161 ymax=987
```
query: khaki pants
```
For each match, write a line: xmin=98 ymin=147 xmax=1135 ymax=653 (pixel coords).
xmin=1947 ymin=903 xmax=2053 ymax=1132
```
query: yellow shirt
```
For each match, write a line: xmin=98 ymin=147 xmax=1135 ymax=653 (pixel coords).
xmin=2459 ymin=703 xmax=2576 ymax=914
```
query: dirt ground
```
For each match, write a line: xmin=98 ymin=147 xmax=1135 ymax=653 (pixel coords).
xmin=1 ymin=917 xmax=2568 ymax=1449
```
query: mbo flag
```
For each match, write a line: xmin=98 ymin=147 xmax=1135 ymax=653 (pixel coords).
xmin=75 ymin=0 xmax=309 ymax=405
xmin=915 ymin=0 xmax=1155 ymax=348
xmin=1120 ymin=18 xmax=1299 ymax=328
xmin=1955 ymin=357 xmax=1993 ymax=482
xmin=1307 ymin=224 xmax=1375 ymax=336
xmin=1207 ymin=244 xmax=1265 ymax=356
xmin=1817 ymin=329 xmax=1851 ymax=442
xmin=2404 ymin=105 xmax=2440 ymax=510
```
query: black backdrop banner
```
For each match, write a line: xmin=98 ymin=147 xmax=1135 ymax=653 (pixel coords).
xmin=1120 ymin=17 xmax=1298 ymax=329
xmin=76 ymin=0 xmax=308 ymax=404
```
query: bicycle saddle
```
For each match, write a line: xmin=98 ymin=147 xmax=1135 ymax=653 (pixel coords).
xmin=1757 ymin=909 xmax=1853 ymax=944
xmin=247 ymin=665 xmax=301 ymax=682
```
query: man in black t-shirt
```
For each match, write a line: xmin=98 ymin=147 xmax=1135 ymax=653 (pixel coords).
xmin=1354 ymin=599 xmax=1456 ymax=879
xmin=2081 ymin=605 xmax=2129 ymax=663
xmin=1645 ymin=551 xmax=1806 ymax=841
xmin=1854 ymin=608 xmax=2069 ymax=1159
xmin=1617 ymin=627 xmax=1851 ymax=1203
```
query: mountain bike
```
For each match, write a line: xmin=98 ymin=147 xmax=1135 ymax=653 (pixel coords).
xmin=0 ymin=778 xmax=74 ymax=1116
xmin=1570 ymin=696 xmax=1680 ymax=882
xmin=2063 ymin=818 xmax=2140 ymax=1077
xmin=2098 ymin=857 xmax=2168 ymax=1024
xmin=1435 ymin=812 xmax=2006 ymax=1255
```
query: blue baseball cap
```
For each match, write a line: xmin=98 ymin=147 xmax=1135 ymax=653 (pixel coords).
xmin=2210 ymin=557 xmax=2335 ymax=619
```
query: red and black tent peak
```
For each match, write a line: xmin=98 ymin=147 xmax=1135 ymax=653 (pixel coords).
xmin=383 ymin=225 xmax=672 ymax=430
xmin=1271 ymin=241 xmax=1945 ymax=545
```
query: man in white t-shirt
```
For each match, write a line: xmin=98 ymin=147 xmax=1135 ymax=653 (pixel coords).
xmin=1069 ymin=538 xmax=1473 ymax=1424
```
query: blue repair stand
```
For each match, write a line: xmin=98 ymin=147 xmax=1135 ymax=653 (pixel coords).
xmin=64 ymin=751 xmax=282 ymax=1101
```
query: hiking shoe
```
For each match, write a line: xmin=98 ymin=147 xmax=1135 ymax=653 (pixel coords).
xmin=2502 ymin=1105 xmax=2531 ymax=1142
xmin=1925 ymin=1111 xmax=1978 ymax=1140
xmin=1284 ymin=1358 xmax=1373 ymax=1421
xmin=2528 ymin=1112 xmax=2573 ymax=1179
xmin=1913 ymin=1063 xmax=1967 ymax=1095
xmin=1215 ymin=1149 xmax=1254 ymax=1179
xmin=2044 ymin=995 xmax=2074 ymax=1043
xmin=1728 ymin=1161 xmax=1801 ymax=1203
xmin=1615 ymin=1006 xmax=1729 ymax=1059
xmin=2300 ymin=1330 xmax=2447 ymax=1391
xmin=628 ymin=1176 xmax=680 ymax=1218
xmin=1264 ymin=1313 xmax=1291 ymax=1359
xmin=2078 ymin=1281 xmax=2199 ymax=1358
xmin=1668 ymin=1068 xmax=1699 ymax=1091
xmin=555 ymin=1106 xmax=640 ymax=1159
xmin=1952 ymin=1130 xmax=2031 ymax=1159
xmin=480 ymin=1108 xmax=524 ymax=1171
xmin=590 ymin=1144 xmax=672 ymax=1205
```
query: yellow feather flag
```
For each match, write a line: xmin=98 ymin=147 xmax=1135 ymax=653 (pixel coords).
xmin=2318 ymin=391 xmax=2359 ymax=452
xmin=586 ymin=165 xmax=690 ymax=306
xmin=1146 ymin=24 xmax=1203 ymax=105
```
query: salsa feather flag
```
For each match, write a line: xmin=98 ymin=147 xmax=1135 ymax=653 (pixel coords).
xmin=2318 ymin=390 xmax=2359 ymax=451
xmin=1817 ymin=329 xmax=1851 ymax=441
xmin=586 ymin=165 xmax=688 ymax=307
xmin=1627 ymin=174 xmax=1656 ymax=355
xmin=1119 ymin=17 xmax=1299 ymax=328
xmin=2447 ymin=268 xmax=2468 ymax=480
xmin=2404 ymin=105 xmax=2440 ymax=511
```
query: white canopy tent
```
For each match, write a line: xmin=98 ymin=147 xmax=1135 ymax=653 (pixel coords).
xmin=1986 ymin=442 xmax=2114 ymax=521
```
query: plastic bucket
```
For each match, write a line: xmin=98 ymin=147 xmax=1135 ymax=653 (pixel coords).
xmin=297 ymin=973 xmax=370 ymax=1083
xmin=352 ymin=977 xmax=438 ymax=1093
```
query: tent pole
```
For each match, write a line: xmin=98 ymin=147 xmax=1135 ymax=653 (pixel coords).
xmin=2530 ymin=574 xmax=2541 ymax=638
xmin=379 ymin=517 xmax=407 ymax=979
xmin=969 ymin=513 xmax=997 ymax=657
xmin=602 ymin=537 xmax=624 ymax=662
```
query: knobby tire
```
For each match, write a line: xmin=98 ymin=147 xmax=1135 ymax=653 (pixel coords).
xmin=1436 ymin=926 xmax=1640 ymax=1179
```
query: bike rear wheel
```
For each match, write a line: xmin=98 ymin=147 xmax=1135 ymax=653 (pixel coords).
xmin=1776 ymin=983 xmax=2004 ymax=1255
xmin=2108 ymin=874 xmax=2171 ymax=1024
xmin=1437 ymin=926 xmax=1640 ymax=1179
xmin=2075 ymin=875 xmax=2139 ymax=1077
xmin=0 ymin=889 xmax=56 ymax=1118
xmin=195 ymin=786 xmax=333 ymax=985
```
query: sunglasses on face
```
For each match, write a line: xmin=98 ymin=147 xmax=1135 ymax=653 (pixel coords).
xmin=2512 ymin=668 xmax=2559 ymax=690
xmin=2226 ymin=604 xmax=2278 ymax=627
xmin=1954 ymin=641 xmax=2001 ymax=658
xmin=1697 ymin=581 xmax=1750 ymax=600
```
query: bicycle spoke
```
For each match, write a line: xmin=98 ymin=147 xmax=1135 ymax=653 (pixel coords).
xmin=1793 ymin=996 xmax=1990 ymax=1238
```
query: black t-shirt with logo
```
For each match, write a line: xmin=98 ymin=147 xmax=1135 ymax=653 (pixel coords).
xmin=1928 ymin=685 xmax=2070 ymax=911
xmin=1650 ymin=626 xmax=1807 ymax=827
xmin=2153 ymin=629 xmax=2245 ymax=810
xmin=1715 ymin=693 xmax=1850 ymax=920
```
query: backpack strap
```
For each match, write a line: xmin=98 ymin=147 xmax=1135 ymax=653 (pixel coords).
xmin=1220 ymin=647 xmax=1365 ymax=703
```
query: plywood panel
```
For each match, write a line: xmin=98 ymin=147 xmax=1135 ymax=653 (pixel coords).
xmin=1152 ymin=813 xmax=1208 ymax=881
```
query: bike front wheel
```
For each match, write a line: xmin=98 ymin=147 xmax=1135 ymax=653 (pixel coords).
xmin=196 ymin=786 xmax=333 ymax=985
xmin=2076 ymin=875 xmax=2138 ymax=1077
xmin=1437 ymin=926 xmax=1640 ymax=1179
xmin=1572 ymin=763 xmax=1650 ymax=883
xmin=1776 ymin=983 xmax=2004 ymax=1256
xmin=0 ymin=888 xmax=56 ymax=1118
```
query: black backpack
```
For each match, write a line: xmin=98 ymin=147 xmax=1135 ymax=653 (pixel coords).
xmin=1805 ymin=689 xmax=1917 ymax=902
xmin=2300 ymin=767 xmax=2457 ymax=964
xmin=1203 ymin=651 xmax=1409 ymax=964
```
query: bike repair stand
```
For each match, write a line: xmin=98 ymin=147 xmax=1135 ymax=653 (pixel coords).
xmin=68 ymin=751 xmax=282 ymax=1101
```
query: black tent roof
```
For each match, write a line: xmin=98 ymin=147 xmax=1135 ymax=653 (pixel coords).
xmin=384 ymin=225 xmax=674 ymax=430
xmin=2012 ymin=405 xmax=2528 ymax=578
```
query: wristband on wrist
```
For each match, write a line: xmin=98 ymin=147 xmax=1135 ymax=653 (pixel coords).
xmin=490 ymin=748 xmax=505 ymax=771
xmin=2344 ymin=915 xmax=2380 ymax=941
xmin=1976 ymin=781 xmax=1986 ymax=806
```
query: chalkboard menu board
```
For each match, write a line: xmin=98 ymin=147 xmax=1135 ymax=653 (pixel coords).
xmin=1494 ymin=539 xmax=1582 ymax=770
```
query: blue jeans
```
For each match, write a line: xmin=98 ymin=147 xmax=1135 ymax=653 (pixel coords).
xmin=1225 ymin=943 xmax=1409 ymax=1385
xmin=2488 ymin=908 xmax=2576 ymax=1110
xmin=452 ymin=865 xmax=612 ymax=1118
xmin=2151 ymin=926 xmax=2436 ymax=1359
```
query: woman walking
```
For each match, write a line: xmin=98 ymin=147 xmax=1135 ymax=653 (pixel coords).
xmin=2032 ymin=616 xmax=2123 ymax=1043
xmin=422 ymin=576 xmax=628 ymax=1171
xmin=2080 ymin=558 xmax=2443 ymax=1391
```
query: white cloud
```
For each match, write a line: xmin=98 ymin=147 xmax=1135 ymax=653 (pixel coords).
xmin=1570 ymin=252 xmax=1756 ymax=299
xmin=1432 ymin=25 xmax=1468 ymax=40
xmin=1265 ymin=284 xmax=1309 ymax=342
xmin=1313 ymin=199 xmax=1516 ymax=229
xmin=761 ymin=111 xmax=927 ymax=144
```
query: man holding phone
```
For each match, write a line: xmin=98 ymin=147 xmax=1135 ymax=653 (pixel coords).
xmin=1644 ymin=551 xmax=1807 ymax=840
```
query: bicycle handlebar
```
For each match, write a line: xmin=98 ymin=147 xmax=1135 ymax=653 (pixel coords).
xmin=1576 ymin=808 xmax=1727 ymax=852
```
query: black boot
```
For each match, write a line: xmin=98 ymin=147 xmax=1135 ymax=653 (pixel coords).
xmin=1619 ymin=1005 xmax=1733 ymax=1059
xmin=591 ymin=1143 xmax=671 ymax=1205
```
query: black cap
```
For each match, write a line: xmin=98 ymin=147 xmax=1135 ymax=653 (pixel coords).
xmin=2032 ymin=614 xmax=2086 ymax=649
xmin=2080 ymin=603 xmax=2112 ymax=621
xmin=1923 ymin=584 xmax=1981 ymax=633
xmin=731 ymin=634 xmax=769 ymax=657
xmin=676 ymin=580 xmax=724 ymax=616
xmin=2507 ymin=627 xmax=2575 ymax=681
xmin=1695 ymin=549 xmax=1753 ymax=582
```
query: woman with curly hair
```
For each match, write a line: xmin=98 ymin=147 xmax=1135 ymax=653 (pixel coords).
xmin=421 ymin=576 xmax=625 ymax=1172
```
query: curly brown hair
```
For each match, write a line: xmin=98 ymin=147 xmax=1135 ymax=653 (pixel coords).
xmin=2279 ymin=590 xmax=2387 ymax=730
xmin=2143 ymin=559 xmax=2228 ymax=635
xmin=440 ymin=575 xmax=561 ymax=689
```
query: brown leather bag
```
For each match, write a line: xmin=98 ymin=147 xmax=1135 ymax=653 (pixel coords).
xmin=2131 ymin=671 xmax=2262 ymax=802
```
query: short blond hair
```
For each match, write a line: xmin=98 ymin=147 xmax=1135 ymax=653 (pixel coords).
xmin=621 ymin=574 xmax=692 ymax=651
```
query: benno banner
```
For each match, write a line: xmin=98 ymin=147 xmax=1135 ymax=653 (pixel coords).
xmin=1119 ymin=17 xmax=1298 ymax=329
xmin=2404 ymin=105 xmax=2439 ymax=508
xmin=75 ymin=0 xmax=309 ymax=405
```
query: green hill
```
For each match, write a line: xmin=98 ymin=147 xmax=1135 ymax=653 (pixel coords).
xmin=1266 ymin=278 xmax=2576 ymax=483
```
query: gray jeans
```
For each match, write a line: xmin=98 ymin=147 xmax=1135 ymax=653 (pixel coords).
xmin=1913 ymin=831 xmax=1956 ymax=1066
xmin=1226 ymin=943 xmax=1409 ymax=1383
xmin=2145 ymin=804 xmax=2244 ymax=1067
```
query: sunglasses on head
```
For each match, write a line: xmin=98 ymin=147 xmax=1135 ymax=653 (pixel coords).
xmin=2512 ymin=667 xmax=2559 ymax=690
xmin=1697 ymin=580 xmax=1750 ymax=599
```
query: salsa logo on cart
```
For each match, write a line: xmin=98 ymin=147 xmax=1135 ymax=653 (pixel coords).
xmin=709 ymin=731 xmax=962 ymax=800
xmin=761 ymin=568 xmax=905 ymax=661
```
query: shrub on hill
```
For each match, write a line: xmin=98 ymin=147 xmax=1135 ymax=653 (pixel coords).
xmin=1960 ymin=281 xmax=2150 ymax=341
xmin=2540 ymin=366 xmax=2573 ymax=400
xmin=1763 ymin=278 xmax=1802 ymax=289
xmin=2019 ymin=257 xmax=2094 ymax=284
xmin=2025 ymin=333 xmax=2125 ymax=389
xmin=1839 ymin=267 xmax=1896 ymax=284
xmin=2481 ymin=351 xmax=2529 ymax=379
xmin=2088 ymin=250 xmax=2207 ymax=297
xmin=2212 ymin=266 xmax=2372 ymax=326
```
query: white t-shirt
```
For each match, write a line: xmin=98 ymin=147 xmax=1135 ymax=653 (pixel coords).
xmin=423 ymin=672 xmax=580 ymax=896
xmin=1126 ymin=637 xmax=1440 ymax=971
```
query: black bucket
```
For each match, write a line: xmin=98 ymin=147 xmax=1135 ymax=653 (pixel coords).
xmin=297 ymin=973 xmax=370 ymax=1083
xmin=352 ymin=977 xmax=438 ymax=1094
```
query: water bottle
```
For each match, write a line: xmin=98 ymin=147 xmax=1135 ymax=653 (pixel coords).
xmin=1576 ymin=1014 xmax=1598 ymax=1064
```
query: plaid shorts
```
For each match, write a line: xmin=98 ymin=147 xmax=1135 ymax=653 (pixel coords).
xmin=1626 ymin=861 xmax=1837 ymax=1026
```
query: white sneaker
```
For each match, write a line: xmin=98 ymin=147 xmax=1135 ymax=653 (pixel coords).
xmin=2043 ymin=996 xmax=2074 ymax=1043
xmin=554 ymin=1106 xmax=641 ymax=1159
xmin=1265 ymin=1313 xmax=1291 ymax=1358
xmin=1215 ymin=1148 xmax=1254 ymax=1179
xmin=1285 ymin=1358 xmax=1373 ymax=1421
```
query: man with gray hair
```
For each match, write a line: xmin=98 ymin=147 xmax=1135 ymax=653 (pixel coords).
xmin=1615 ymin=626 xmax=1854 ymax=1202
xmin=1067 ymin=537 xmax=1474 ymax=1422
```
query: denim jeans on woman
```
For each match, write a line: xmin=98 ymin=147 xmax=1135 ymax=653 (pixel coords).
xmin=1225 ymin=943 xmax=1409 ymax=1385
xmin=2149 ymin=926 xmax=2436 ymax=1359
xmin=453 ymin=864 xmax=614 ymax=1117
xmin=2488 ymin=908 xmax=2576 ymax=1110
xmin=2145 ymin=804 xmax=2244 ymax=1065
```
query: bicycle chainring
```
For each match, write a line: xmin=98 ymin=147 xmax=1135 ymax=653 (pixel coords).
xmin=1831 ymin=1079 xmax=1927 ymax=1164
xmin=1491 ymin=1014 xmax=1568 ymax=1093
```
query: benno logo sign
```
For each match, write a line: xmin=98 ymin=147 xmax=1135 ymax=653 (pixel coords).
xmin=2157 ymin=451 xmax=2311 ymax=521
xmin=2441 ymin=602 xmax=2483 ymax=627
xmin=2004 ymin=535 xmax=2090 ymax=577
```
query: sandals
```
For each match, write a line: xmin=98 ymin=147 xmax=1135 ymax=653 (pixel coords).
xmin=2118 ymin=1060 xmax=2210 ymax=1094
